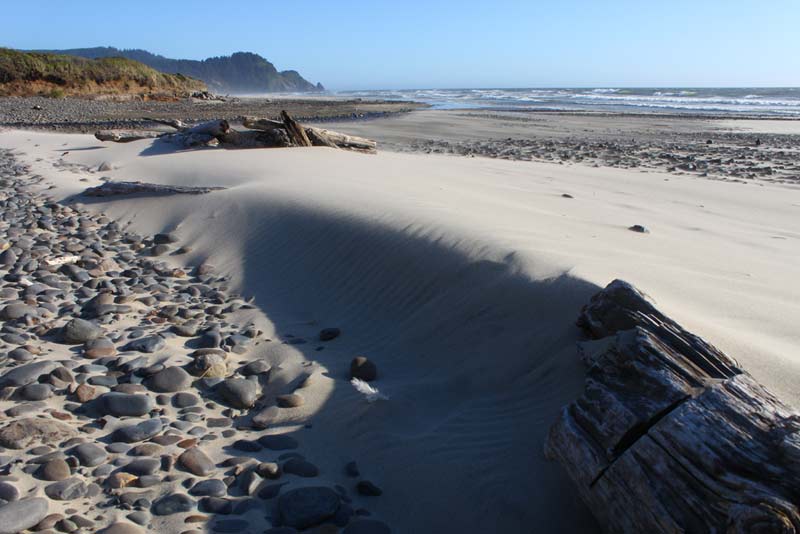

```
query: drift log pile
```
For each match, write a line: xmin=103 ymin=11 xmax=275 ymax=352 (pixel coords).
xmin=545 ymin=279 xmax=800 ymax=533
xmin=94 ymin=112 xmax=377 ymax=153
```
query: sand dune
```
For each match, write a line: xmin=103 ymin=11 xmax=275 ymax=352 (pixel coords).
xmin=3 ymin=129 xmax=799 ymax=532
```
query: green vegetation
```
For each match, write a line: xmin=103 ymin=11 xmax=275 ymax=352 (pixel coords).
xmin=0 ymin=48 xmax=206 ymax=97
xmin=36 ymin=47 xmax=324 ymax=94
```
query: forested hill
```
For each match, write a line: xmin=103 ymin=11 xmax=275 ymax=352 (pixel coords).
xmin=36 ymin=47 xmax=324 ymax=94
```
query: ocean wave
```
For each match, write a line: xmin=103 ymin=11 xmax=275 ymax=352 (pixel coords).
xmin=335 ymin=88 xmax=800 ymax=115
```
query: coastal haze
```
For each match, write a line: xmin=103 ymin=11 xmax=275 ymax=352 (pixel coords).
xmin=0 ymin=1 xmax=799 ymax=534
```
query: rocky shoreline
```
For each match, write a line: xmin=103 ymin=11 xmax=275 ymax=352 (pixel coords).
xmin=406 ymin=131 xmax=800 ymax=185
xmin=0 ymin=96 xmax=426 ymax=133
xmin=0 ymin=150 xmax=389 ymax=533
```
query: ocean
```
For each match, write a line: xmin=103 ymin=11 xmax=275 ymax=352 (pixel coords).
xmin=337 ymin=87 xmax=800 ymax=116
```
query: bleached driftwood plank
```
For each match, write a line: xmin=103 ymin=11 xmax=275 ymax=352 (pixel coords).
xmin=545 ymin=279 xmax=800 ymax=533
xmin=95 ymin=130 xmax=162 ymax=143
xmin=83 ymin=181 xmax=225 ymax=197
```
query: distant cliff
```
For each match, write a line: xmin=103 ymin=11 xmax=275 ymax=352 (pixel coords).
xmin=36 ymin=47 xmax=324 ymax=95
xmin=0 ymin=48 xmax=205 ymax=98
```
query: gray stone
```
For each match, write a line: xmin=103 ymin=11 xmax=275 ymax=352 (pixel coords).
xmin=189 ymin=479 xmax=227 ymax=497
xmin=146 ymin=366 xmax=191 ymax=392
xmin=199 ymin=496 xmax=232 ymax=514
xmin=0 ymin=302 xmax=37 ymax=321
xmin=113 ymin=418 xmax=163 ymax=443
xmin=283 ymin=458 xmax=319 ymax=478
xmin=0 ymin=360 xmax=58 ymax=387
xmin=0 ymin=482 xmax=18 ymax=503
xmin=319 ymin=328 xmax=341 ymax=341
xmin=83 ymin=337 xmax=116 ymax=358
xmin=179 ymin=447 xmax=215 ymax=476
xmin=172 ymin=392 xmax=199 ymax=408
xmin=0 ymin=498 xmax=49 ymax=534
xmin=71 ymin=443 xmax=107 ymax=467
xmin=278 ymin=486 xmax=340 ymax=529
xmin=218 ymin=378 xmax=258 ymax=409
xmin=99 ymin=392 xmax=155 ymax=417
xmin=62 ymin=318 xmax=105 ymax=344
xmin=151 ymin=493 xmax=195 ymax=516
xmin=357 ymin=480 xmax=383 ymax=496
xmin=350 ymin=356 xmax=377 ymax=381
xmin=0 ymin=417 xmax=76 ymax=449
xmin=123 ymin=335 xmax=165 ymax=353
xmin=258 ymin=434 xmax=298 ymax=451
xmin=19 ymin=383 xmax=52 ymax=401
xmin=123 ymin=458 xmax=161 ymax=476
xmin=37 ymin=458 xmax=71 ymax=481
xmin=44 ymin=477 xmax=87 ymax=500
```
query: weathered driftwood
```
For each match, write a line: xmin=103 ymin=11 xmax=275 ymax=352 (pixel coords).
xmin=144 ymin=117 xmax=189 ymax=130
xmin=545 ymin=279 xmax=800 ymax=533
xmin=94 ymin=130 xmax=162 ymax=143
xmin=217 ymin=129 xmax=292 ymax=149
xmin=280 ymin=110 xmax=312 ymax=147
xmin=242 ymin=117 xmax=285 ymax=131
xmin=305 ymin=127 xmax=377 ymax=153
xmin=186 ymin=119 xmax=230 ymax=137
xmin=83 ymin=181 xmax=226 ymax=197
xmin=304 ymin=127 xmax=339 ymax=149
xmin=97 ymin=114 xmax=376 ymax=153
xmin=162 ymin=132 xmax=219 ymax=148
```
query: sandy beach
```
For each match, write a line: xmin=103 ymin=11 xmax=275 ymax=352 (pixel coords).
xmin=0 ymin=107 xmax=798 ymax=532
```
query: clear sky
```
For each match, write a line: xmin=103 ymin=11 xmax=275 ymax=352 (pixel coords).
xmin=4 ymin=0 xmax=799 ymax=90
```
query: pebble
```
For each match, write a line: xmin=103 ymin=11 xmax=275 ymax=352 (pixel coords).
xmin=189 ymin=479 xmax=227 ymax=497
xmin=318 ymin=327 xmax=341 ymax=341
xmin=0 ymin=498 xmax=49 ymax=533
xmin=146 ymin=366 xmax=192 ymax=392
xmin=179 ymin=447 xmax=216 ymax=476
xmin=283 ymin=458 xmax=319 ymax=478
xmin=278 ymin=486 xmax=341 ymax=529
xmin=350 ymin=357 xmax=377 ymax=381
xmin=123 ymin=335 xmax=166 ymax=353
xmin=152 ymin=493 xmax=196 ymax=515
xmin=70 ymin=443 xmax=107 ymax=466
xmin=44 ymin=477 xmax=87 ymax=500
xmin=357 ymin=481 xmax=383 ymax=496
xmin=62 ymin=318 xmax=105 ymax=344
xmin=37 ymin=458 xmax=71 ymax=481
xmin=113 ymin=418 xmax=163 ymax=443
xmin=0 ymin=417 xmax=76 ymax=449
xmin=98 ymin=392 xmax=155 ymax=417
xmin=218 ymin=378 xmax=259 ymax=408
xmin=258 ymin=434 xmax=299 ymax=451
xmin=0 ymin=481 xmax=19 ymax=503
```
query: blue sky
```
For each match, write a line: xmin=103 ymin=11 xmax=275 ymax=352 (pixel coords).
xmin=4 ymin=0 xmax=799 ymax=90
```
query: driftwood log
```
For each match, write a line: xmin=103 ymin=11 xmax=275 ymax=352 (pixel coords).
xmin=242 ymin=117 xmax=285 ymax=131
xmin=305 ymin=127 xmax=377 ymax=153
xmin=94 ymin=130 xmax=162 ymax=143
xmin=83 ymin=181 xmax=226 ymax=197
xmin=95 ymin=112 xmax=377 ymax=153
xmin=245 ymin=115 xmax=377 ymax=153
xmin=545 ymin=279 xmax=800 ymax=533
xmin=280 ymin=110 xmax=312 ymax=147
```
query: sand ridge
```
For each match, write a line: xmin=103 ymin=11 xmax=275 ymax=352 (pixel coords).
xmin=0 ymin=126 xmax=798 ymax=532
